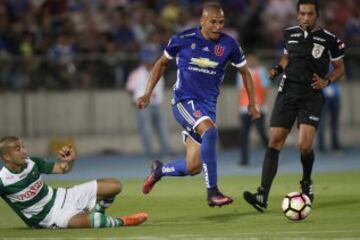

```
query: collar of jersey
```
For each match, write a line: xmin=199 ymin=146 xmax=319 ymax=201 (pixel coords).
xmin=5 ymin=161 xmax=28 ymax=174
xmin=197 ymin=27 xmax=221 ymax=43
xmin=299 ymin=24 xmax=323 ymax=33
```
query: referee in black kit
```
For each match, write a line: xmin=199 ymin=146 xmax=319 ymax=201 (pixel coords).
xmin=243 ymin=0 xmax=345 ymax=212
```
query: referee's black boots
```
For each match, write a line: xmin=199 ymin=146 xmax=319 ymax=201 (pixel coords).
xmin=243 ymin=187 xmax=268 ymax=212
xmin=300 ymin=180 xmax=314 ymax=202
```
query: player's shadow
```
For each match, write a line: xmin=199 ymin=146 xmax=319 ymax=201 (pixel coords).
xmin=314 ymin=197 xmax=360 ymax=210
xmin=4 ymin=227 xmax=29 ymax=230
xmin=148 ymin=211 xmax=258 ymax=226
xmin=200 ymin=211 xmax=257 ymax=223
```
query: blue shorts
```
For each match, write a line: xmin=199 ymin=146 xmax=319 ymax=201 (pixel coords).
xmin=172 ymin=99 xmax=216 ymax=145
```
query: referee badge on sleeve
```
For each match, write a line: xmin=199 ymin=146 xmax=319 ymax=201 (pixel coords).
xmin=312 ymin=43 xmax=325 ymax=59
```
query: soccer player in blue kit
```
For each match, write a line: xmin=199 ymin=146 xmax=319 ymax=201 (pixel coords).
xmin=137 ymin=2 xmax=260 ymax=207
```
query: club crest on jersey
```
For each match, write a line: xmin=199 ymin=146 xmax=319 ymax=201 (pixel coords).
xmin=214 ymin=45 xmax=224 ymax=56
xmin=193 ymin=110 xmax=203 ymax=118
xmin=312 ymin=43 xmax=325 ymax=59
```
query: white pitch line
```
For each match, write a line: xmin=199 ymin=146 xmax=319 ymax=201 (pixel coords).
xmin=2 ymin=230 xmax=360 ymax=240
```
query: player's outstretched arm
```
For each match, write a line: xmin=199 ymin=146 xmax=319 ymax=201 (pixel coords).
xmin=238 ymin=65 xmax=261 ymax=120
xmin=136 ymin=54 xmax=170 ymax=109
xmin=52 ymin=145 xmax=75 ymax=174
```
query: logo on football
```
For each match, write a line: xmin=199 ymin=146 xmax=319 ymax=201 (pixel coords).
xmin=281 ymin=192 xmax=311 ymax=221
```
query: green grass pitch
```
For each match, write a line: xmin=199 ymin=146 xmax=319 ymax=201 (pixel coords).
xmin=1 ymin=171 xmax=360 ymax=239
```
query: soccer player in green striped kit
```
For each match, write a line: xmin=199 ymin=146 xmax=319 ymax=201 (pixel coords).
xmin=0 ymin=136 xmax=148 ymax=229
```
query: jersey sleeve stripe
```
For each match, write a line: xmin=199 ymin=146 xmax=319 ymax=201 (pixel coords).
xmin=285 ymin=25 xmax=300 ymax=30
xmin=330 ymin=55 xmax=344 ymax=61
xmin=323 ymin=29 xmax=336 ymax=37
xmin=231 ymin=59 xmax=247 ymax=68
xmin=164 ymin=50 xmax=174 ymax=60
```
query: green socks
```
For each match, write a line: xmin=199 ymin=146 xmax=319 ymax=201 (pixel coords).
xmin=90 ymin=212 xmax=123 ymax=228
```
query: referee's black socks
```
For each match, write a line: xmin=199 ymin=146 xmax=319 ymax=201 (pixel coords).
xmin=260 ymin=147 xmax=280 ymax=198
xmin=300 ymin=150 xmax=314 ymax=182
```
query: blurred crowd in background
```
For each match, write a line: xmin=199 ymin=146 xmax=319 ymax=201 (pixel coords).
xmin=0 ymin=0 xmax=359 ymax=90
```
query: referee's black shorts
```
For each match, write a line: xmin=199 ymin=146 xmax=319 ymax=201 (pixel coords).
xmin=270 ymin=84 xmax=325 ymax=130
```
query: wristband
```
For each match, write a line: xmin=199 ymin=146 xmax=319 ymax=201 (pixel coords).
xmin=273 ymin=64 xmax=284 ymax=75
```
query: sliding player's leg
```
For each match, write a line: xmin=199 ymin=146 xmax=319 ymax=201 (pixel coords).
xmin=94 ymin=178 xmax=121 ymax=213
xmin=67 ymin=211 xmax=148 ymax=228
xmin=53 ymin=179 xmax=148 ymax=229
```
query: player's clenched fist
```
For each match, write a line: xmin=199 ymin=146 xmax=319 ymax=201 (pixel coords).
xmin=136 ymin=94 xmax=151 ymax=109
xmin=248 ymin=104 xmax=261 ymax=120
xmin=58 ymin=145 xmax=75 ymax=162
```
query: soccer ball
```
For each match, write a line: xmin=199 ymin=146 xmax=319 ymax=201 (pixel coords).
xmin=281 ymin=192 xmax=311 ymax=221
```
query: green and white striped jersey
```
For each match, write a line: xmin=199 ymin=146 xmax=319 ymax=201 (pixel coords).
xmin=0 ymin=157 xmax=55 ymax=228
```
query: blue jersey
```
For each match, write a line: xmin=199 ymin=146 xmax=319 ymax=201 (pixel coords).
xmin=165 ymin=27 xmax=246 ymax=112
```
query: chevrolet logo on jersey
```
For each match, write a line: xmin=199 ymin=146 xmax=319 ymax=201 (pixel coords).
xmin=190 ymin=57 xmax=218 ymax=68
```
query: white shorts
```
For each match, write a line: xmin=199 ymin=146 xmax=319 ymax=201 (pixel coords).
xmin=40 ymin=180 xmax=98 ymax=228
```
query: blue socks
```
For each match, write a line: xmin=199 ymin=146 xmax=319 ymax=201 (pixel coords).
xmin=201 ymin=128 xmax=218 ymax=189
xmin=159 ymin=127 xmax=218 ymax=191
xmin=161 ymin=159 xmax=189 ymax=176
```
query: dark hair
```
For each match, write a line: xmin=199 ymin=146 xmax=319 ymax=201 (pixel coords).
xmin=297 ymin=0 xmax=319 ymax=16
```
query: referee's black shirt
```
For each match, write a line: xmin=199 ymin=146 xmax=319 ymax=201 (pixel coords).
xmin=283 ymin=25 xmax=345 ymax=86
